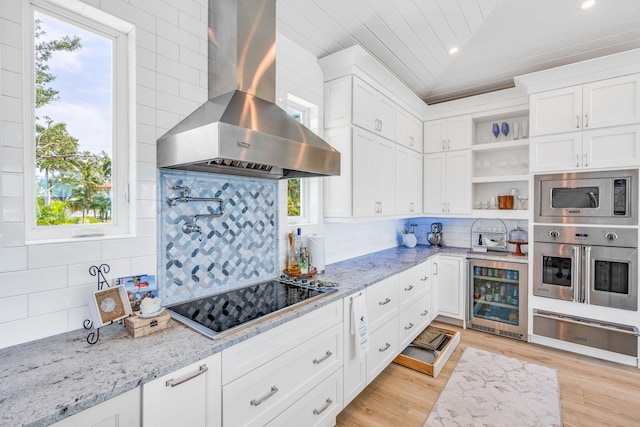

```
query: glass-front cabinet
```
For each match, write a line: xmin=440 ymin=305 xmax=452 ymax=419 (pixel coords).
xmin=468 ymin=259 xmax=528 ymax=341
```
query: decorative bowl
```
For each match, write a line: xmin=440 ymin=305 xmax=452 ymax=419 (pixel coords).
xmin=483 ymin=237 xmax=503 ymax=247
xmin=139 ymin=297 xmax=161 ymax=315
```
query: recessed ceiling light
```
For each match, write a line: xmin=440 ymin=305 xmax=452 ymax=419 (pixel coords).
xmin=581 ymin=0 xmax=595 ymax=10
xmin=449 ymin=46 xmax=459 ymax=55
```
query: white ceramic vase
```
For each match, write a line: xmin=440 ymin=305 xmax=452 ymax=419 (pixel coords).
xmin=402 ymin=233 xmax=417 ymax=248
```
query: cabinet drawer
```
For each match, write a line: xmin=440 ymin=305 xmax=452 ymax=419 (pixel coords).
xmin=366 ymin=276 xmax=398 ymax=331
xmin=223 ymin=324 xmax=342 ymax=427
xmin=394 ymin=327 xmax=460 ymax=379
xmin=222 ymin=300 xmax=342 ymax=385
xmin=265 ymin=368 xmax=343 ymax=427
xmin=366 ymin=317 xmax=398 ymax=383
xmin=398 ymin=266 xmax=430 ymax=307
xmin=398 ymin=293 xmax=432 ymax=349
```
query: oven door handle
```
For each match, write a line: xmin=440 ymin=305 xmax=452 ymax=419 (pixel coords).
xmin=572 ymin=246 xmax=582 ymax=303
xmin=584 ymin=246 xmax=591 ymax=305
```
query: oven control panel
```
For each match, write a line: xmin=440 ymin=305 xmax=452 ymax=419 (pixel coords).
xmin=534 ymin=225 xmax=637 ymax=247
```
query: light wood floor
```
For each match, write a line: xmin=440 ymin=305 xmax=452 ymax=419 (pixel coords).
xmin=336 ymin=323 xmax=640 ymax=427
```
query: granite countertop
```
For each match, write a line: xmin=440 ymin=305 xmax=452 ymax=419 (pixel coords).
xmin=0 ymin=245 xmax=527 ymax=427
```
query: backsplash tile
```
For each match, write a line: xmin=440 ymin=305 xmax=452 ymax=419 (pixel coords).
xmin=158 ymin=170 xmax=278 ymax=305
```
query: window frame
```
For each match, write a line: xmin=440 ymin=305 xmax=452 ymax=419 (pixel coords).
xmin=23 ymin=0 xmax=135 ymax=243
xmin=286 ymin=97 xmax=314 ymax=226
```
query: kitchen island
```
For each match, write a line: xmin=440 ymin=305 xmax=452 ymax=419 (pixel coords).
xmin=0 ymin=245 xmax=525 ymax=427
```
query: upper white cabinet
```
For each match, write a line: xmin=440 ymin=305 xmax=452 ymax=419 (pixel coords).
xmin=396 ymin=106 xmax=423 ymax=152
xmin=423 ymin=116 xmax=472 ymax=153
xmin=531 ymin=125 xmax=640 ymax=172
xmin=423 ymin=151 xmax=471 ymax=215
xmin=352 ymin=127 xmax=396 ymax=217
xmin=530 ymin=74 xmax=640 ymax=136
xmin=353 ymin=77 xmax=396 ymax=140
xmin=395 ymin=145 xmax=423 ymax=215
xmin=143 ymin=354 xmax=221 ymax=427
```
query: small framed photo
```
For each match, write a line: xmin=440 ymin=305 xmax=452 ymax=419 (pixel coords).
xmin=86 ymin=285 xmax=132 ymax=328
xmin=115 ymin=274 xmax=157 ymax=312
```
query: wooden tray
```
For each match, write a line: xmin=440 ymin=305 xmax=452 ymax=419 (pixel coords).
xmin=393 ymin=327 xmax=460 ymax=378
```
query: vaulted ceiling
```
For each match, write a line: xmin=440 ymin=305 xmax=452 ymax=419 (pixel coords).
xmin=277 ymin=0 xmax=640 ymax=104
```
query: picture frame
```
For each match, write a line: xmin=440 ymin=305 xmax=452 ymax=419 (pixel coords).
xmin=115 ymin=274 xmax=157 ymax=312
xmin=86 ymin=285 xmax=132 ymax=328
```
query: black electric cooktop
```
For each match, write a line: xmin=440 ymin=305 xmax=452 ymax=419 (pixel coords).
xmin=166 ymin=278 xmax=338 ymax=339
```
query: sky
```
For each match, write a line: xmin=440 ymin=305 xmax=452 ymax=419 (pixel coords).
xmin=35 ymin=11 xmax=113 ymax=156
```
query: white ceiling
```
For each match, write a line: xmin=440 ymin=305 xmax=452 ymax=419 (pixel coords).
xmin=277 ymin=0 xmax=640 ymax=104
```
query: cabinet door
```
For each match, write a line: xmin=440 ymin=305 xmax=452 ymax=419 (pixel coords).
xmin=352 ymin=78 xmax=377 ymax=133
xmin=366 ymin=276 xmax=399 ymax=332
xmin=51 ymin=387 xmax=141 ymax=427
xmin=324 ymin=76 xmax=352 ymax=129
xmin=423 ymin=152 xmax=446 ymax=214
xmin=324 ymin=127 xmax=352 ymax=218
xmin=366 ymin=317 xmax=398 ymax=384
xmin=376 ymin=93 xmax=396 ymax=140
xmin=583 ymin=74 xmax=640 ymax=129
xmin=435 ymin=256 xmax=465 ymax=320
xmin=423 ymin=119 xmax=446 ymax=153
xmin=583 ymin=125 xmax=640 ymax=170
xmin=407 ymin=114 xmax=423 ymax=153
xmin=445 ymin=151 xmax=471 ymax=214
xmin=398 ymin=293 xmax=431 ymax=350
xmin=375 ymin=137 xmax=396 ymax=215
xmin=143 ymin=354 xmax=221 ymax=427
xmin=352 ymin=128 xmax=378 ymax=217
xmin=530 ymin=86 xmax=582 ymax=136
xmin=530 ymin=132 xmax=582 ymax=172
xmin=446 ymin=115 xmax=471 ymax=151
xmin=397 ymin=109 xmax=423 ymax=152
xmin=343 ymin=291 xmax=367 ymax=407
xmin=395 ymin=146 xmax=422 ymax=215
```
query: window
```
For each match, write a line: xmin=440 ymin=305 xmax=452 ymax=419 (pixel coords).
xmin=24 ymin=1 xmax=133 ymax=242
xmin=286 ymin=96 xmax=318 ymax=225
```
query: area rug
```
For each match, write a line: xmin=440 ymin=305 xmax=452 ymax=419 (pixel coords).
xmin=425 ymin=346 xmax=562 ymax=427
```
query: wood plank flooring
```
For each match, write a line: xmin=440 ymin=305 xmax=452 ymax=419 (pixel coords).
xmin=336 ymin=323 xmax=640 ymax=427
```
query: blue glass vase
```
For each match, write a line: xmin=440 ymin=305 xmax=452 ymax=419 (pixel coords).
xmin=492 ymin=123 xmax=499 ymax=138
xmin=501 ymin=122 xmax=509 ymax=137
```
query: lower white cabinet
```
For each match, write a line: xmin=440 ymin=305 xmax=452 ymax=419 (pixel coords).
xmin=265 ymin=368 xmax=343 ymax=427
xmin=221 ymin=300 xmax=343 ymax=427
xmin=366 ymin=317 xmax=399 ymax=383
xmin=366 ymin=276 xmax=399 ymax=331
xmin=433 ymin=255 xmax=466 ymax=322
xmin=51 ymin=387 xmax=141 ymax=427
xmin=142 ymin=353 xmax=221 ymax=427
xmin=398 ymin=293 xmax=432 ymax=350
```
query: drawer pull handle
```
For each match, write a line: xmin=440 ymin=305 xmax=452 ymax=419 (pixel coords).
xmin=313 ymin=350 xmax=333 ymax=364
xmin=404 ymin=322 xmax=414 ymax=330
xmin=404 ymin=285 xmax=414 ymax=291
xmin=421 ymin=310 xmax=429 ymax=317
xmin=420 ymin=276 xmax=428 ymax=281
xmin=379 ymin=342 xmax=391 ymax=352
xmin=379 ymin=298 xmax=391 ymax=306
xmin=165 ymin=364 xmax=208 ymax=388
xmin=313 ymin=398 xmax=333 ymax=415
xmin=250 ymin=385 xmax=279 ymax=406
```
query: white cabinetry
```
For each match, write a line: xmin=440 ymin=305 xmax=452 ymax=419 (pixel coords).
xmin=366 ymin=317 xmax=398 ymax=383
xmin=423 ymin=116 xmax=471 ymax=153
xmin=433 ymin=255 xmax=466 ymax=323
xmin=353 ymin=127 xmax=396 ymax=216
xmin=395 ymin=145 xmax=423 ymax=215
xmin=531 ymin=125 xmax=640 ymax=172
xmin=143 ymin=354 xmax=221 ymax=427
xmin=396 ymin=106 xmax=423 ymax=152
xmin=51 ymin=387 xmax=141 ymax=427
xmin=366 ymin=276 xmax=399 ymax=332
xmin=221 ymin=300 xmax=343 ymax=427
xmin=423 ymin=151 xmax=471 ymax=214
xmin=530 ymin=74 xmax=640 ymax=136
xmin=397 ymin=260 xmax=433 ymax=349
xmin=343 ymin=290 xmax=367 ymax=407
xmin=353 ymin=77 xmax=396 ymax=140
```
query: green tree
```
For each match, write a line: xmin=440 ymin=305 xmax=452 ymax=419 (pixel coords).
xmin=70 ymin=151 xmax=109 ymax=223
xmin=288 ymin=179 xmax=301 ymax=216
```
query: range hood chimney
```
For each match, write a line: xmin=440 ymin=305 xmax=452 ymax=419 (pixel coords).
xmin=157 ymin=0 xmax=340 ymax=179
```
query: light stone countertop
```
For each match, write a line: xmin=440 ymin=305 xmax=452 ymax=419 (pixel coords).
xmin=0 ymin=245 xmax=527 ymax=427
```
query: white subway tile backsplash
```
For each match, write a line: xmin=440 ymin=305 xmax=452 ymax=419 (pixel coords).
xmin=1 ymin=120 xmax=23 ymax=148
xmin=1 ymin=146 xmax=23 ymax=173
xmin=0 ymin=69 xmax=21 ymax=97
xmin=67 ymin=258 xmax=132 ymax=287
xmin=1 ymin=172 xmax=22 ymax=197
xmin=157 ymin=36 xmax=180 ymax=62
xmin=157 ymin=56 xmax=200 ymax=87
xmin=136 ymin=65 xmax=157 ymax=90
xmin=130 ymin=254 xmax=156 ymax=276
xmin=0 ymin=221 xmax=24 ymax=247
xmin=178 ymin=79 xmax=205 ymax=103
xmin=101 ymin=236 xmax=156 ymax=260
xmin=0 ymin=266 xmax=67 ymax=297
xmin=68 ymin=305 xmax=91 ymax=331
xmin=0 ymin=18 xmax=21 ymax=48
xmin=0 ymin=0 xmax=21 ymax=24
xmin=136 ymin=80 xmax=156 ymax=109
xmin=0 ymin=311 xmax=68 ymax=349
xmin=157 ymin=73 xmax=180 ymax=97
xmin=28 ymin=284 xmax=95 ymax=317
xmin=137 ymin=104 xmax=157 ymax=127
xmin=135 ymin=218 xmax=156 ymax=236
xmin=137 ymin=141 xmax=155 ymax=164
xmin=178 ymin=11 xmax=205 ymax=37
xmin=1 ymin=95 xmax=22 ymax=123
xmin=136 ymin=161 xmax=157 ymax=181
xmin=135 ymin=27 xmax=156 ymax=52
xmin=156 ymin=20 xmax=199 ymax=56
xmin=137 ymin=123 xmax=157 ymax=145
xmin=137 ymin=180 xmax=156 ymax=201
xmin=0 ymin=295 xmax=27 ymax=323
xmin=2 ymin=196 xmax=23 ymax=222
xmin=0 ymin=44 xmax=21 ymax=74
xmin=28 ymin=241 xmax=102 ymax=270
xmin=101 ymin=0 xmax=156 ymax=32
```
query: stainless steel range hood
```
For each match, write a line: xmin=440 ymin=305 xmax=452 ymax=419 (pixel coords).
xmin=157 ymin=0 xmax=340 ymax=179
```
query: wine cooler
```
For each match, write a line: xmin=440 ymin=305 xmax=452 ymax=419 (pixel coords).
xmin=468 ymin=259 xmax=528 ymax=341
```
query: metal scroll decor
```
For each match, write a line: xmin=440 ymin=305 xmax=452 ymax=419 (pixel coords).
xmin=83 ymin=263 xmax=111 ymax=345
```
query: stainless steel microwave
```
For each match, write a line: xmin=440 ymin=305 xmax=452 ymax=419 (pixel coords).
xmin=534 ymin=169 xmax=638 ymax=225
